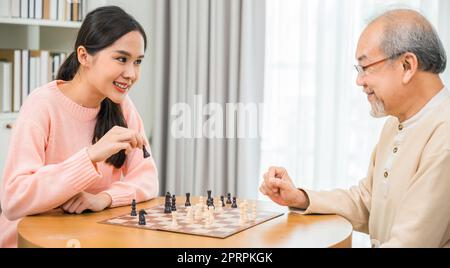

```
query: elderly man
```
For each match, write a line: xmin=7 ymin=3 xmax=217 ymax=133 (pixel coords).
xmin=260 ymin=9 xmax=450 ymax=248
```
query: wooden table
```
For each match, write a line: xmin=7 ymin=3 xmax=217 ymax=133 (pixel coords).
xmin=18 ymin=197 xmax=353 ymax=248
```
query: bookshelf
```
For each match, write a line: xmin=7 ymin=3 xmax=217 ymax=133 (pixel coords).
xmin=0 ymin=17 xmax=82 ymax=28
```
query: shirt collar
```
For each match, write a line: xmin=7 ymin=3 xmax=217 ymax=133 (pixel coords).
xmin=400 ymin=87 xmax=450 ymax=129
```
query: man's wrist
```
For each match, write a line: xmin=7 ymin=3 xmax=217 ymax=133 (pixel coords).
xmin=294 ymin=188 xmax=310 ymax=209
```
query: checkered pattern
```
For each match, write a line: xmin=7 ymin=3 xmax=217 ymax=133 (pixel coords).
xmin=99 ymin=205 xmax=284 ymax=238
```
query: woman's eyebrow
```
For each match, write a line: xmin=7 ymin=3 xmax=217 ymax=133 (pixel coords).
xmin=114 ymin=50 xmax=145 ymax=58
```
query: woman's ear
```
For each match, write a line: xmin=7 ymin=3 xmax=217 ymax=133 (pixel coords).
xmin=77 ymin=46 xmax=90 ymax=67
xmin=402 ymin=52 xmax=418 ymax=84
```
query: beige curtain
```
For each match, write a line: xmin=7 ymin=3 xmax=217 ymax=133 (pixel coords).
xmin=149 ymin=0 xmax=265 ymax=198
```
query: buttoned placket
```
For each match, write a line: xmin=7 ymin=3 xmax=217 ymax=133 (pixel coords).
xmin=382 ymin=123 xmax=405 ymax=198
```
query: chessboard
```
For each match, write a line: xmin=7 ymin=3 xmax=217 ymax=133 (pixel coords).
xmin=99 ymin=204 xmax=284 ymax=239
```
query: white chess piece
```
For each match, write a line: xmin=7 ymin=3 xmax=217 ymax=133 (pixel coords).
xmin=251 ymin=202 xmax=257 ymax=221
xmin=66 ymin=238 xmax=81 ymax=248
xmin=194 ymin=204 xmax=202 ymax=220
xmin=186 ymin=206 xmax=194 ymax=224
xmin=204 ymin=209 xmax=214 ymax=227
xmin=209 ymin=209 xmax=215 ymax=224
xmin=198 ymin=196 xmax=204 ymax=206
xmin=216 ymin=203 xmax=223 ymax=213
xmin=239 ymin=206 xmax=247 ymax=226
xmin=202 ymin=204 xmax=209 ymax=219
xmin=241 ymin=200 xmax=248 ymax=222
xmin=252 ymin=202 xmax=257 ymax=220
xmin=171 ymin=211 xmax=179 ymax=228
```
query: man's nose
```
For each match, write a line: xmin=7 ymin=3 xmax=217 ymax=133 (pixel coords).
xmin=356 ymin=73 xmax=366 ymax=87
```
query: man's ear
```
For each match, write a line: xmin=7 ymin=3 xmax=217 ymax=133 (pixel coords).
xmin=402 ymin=52 xmax=418 ymax=84
xmin=77 ymin=46 xmax=90 ymax=67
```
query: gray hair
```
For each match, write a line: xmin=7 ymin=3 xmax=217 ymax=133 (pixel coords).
xmin=373 ymin=9 xmax=446 ymax=74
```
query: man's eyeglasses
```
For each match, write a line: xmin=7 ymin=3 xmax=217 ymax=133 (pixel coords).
xmin=354 ymin=53 xmax=404 ymax=77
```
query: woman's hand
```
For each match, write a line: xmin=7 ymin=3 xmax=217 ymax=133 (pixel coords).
xmin=61 ymin=192 xmax=112 ymax=214
xmin=87 ymin=126 xmax=145 ymax=163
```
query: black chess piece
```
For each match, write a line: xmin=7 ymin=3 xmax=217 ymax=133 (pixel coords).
xmin=143 ymin=145 xmax=151 ymax=158
xmin=207 ymin=190 xmax=212 ymax=204
xmin=231 ymin=197 xmax=238 ymax=208
xmin=226 ymin=193 xmax=232 ymax=204
xmin=138 ymin=209 xmax=147 ymax=225
xmin=207 ymin=197 xmax=215 ymax=209
xmin=130 ymin=199 xmax=137 ymax=216
xmin=220 ymin=195 xmax=225 ymax=207
xmin=164 ymin=192 xmax=172 ymax=213
xmin=171 ymin=195 xmax=177 ymax=211
xmin=185 ymin=193 xmax=191 ymax=207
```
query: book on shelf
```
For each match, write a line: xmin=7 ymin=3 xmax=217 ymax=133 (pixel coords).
xmin=20 ymin=0 xmax=30 ymax=19
xmin=0 ymin=49 xmax=66 ymax=113
xmin=0 ymin=0 xmax=87 ymax=22
xmin=0 ymin=61 xmax=12 ymax=113
xmin=0 ymin=0 xmax=11 ymax=18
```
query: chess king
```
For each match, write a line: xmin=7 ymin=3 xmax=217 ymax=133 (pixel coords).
xmin=0 ymin=6 xmax=159 ymax=248
xmin=260 ymin=9 xmax=450 ymax=248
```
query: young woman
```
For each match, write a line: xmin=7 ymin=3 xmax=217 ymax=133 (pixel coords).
xmin=0 ymin=6 xmax=159 ymax=247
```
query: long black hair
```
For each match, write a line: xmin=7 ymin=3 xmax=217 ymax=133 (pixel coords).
xmin=57 ymin=6 xmax=147 ymax=168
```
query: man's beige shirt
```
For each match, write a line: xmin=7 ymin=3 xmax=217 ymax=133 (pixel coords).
xmin=296 ymin=88 xmax=450 ymax=247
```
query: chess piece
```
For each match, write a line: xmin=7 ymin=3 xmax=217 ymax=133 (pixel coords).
xmin=198 ymin=196 xmax=204 ymax=206
xmin=130 ymin=199 xmax=137 ymax=216
xmin=171 ymin=211 xmax=179 ymax=228
xmin=186 ymin=206 xmax=194 ymax=223
xmin=194 ymin=204 xmax=202 ymax=220
xmin=207 ymin=196 xmax=215 ymax=209
xmin=251 ymin=202 xmax=257 ymax=221
xmin=226 ymin=193 xmax=232 ymax=204
xmin=204 ymin=209 xmax=214 ymax=228
xmin=164 ymin=192 xmax=172 ymax=213
xmin=241 ymin=201 xmax=248 ymax=222
xmin=216 ymin=202 xmax=223 ymax=213
xmin=207 ymin=190 xmax=212 ymax=205
xmin=239 ymin=206 xmax=247 ymax=226
xmin=231 ymin=197 xmax=238 ymax=208
xmin=66 ymin=239 xmax=81 ymax=248
xmin=143 ymin=145 xmax=151 ymax=158
xmin=185 ymin=192 xmax=191 ymax=207
xmin=220 ymin=195 xmax=225 ymax=207
xmin=138 ymin=209 xmax=147 ymax=225
xmin=171 ymin=195 xmax=177 ymax=211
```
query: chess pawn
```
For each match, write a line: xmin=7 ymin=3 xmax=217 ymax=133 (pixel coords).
xmin=171 ymin=211 xmax=179 ymax=228
xmin=171 ymin=195 xmax=177 ymax=211
xmin=202 ymin=204 xmax=209 ymax=219
xmin=239 ymin=206 xmax=247 ymax=226
xmin=185 ymin=192 xmax=191 ymax=207
xmin=216 ymin=204 xmax=223 ymax=213
xmin=251 ymin=202 xmax=257 ymax=221
xmin=198 ymin=196 xmax=204 ymax=206
xmin=194 ymin=204 xmax=202 ymax=220
xmin=207 ymin=190 xmax=212 ymax=204
xmin=66 ymin=239 xmax=81 ymax=248
xmin=186 ymin=206 xmax=194 ymax=224
xmin=130 ymin=199 xmax=137 ymax=216
xmin=164 ymin=192 xmax=172 ymax=213
xmin=208 ymin=209 xmax=215 ymax=224
xmin=226 ymin=193 xmax=232 ymax=204
xmin=204 ymin=209 xmax=214 ymax=228
xmin=231 ymin=197 xmax=238 ymax=208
